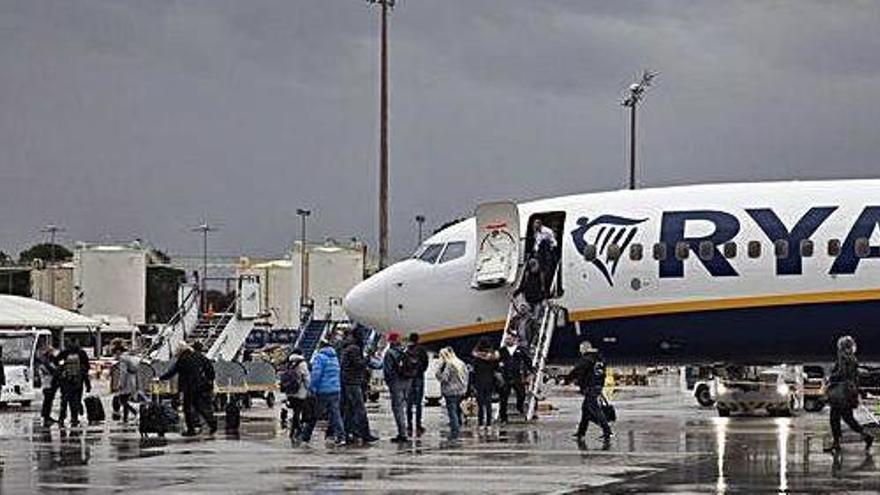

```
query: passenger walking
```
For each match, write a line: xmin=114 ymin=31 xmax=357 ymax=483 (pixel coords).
xmin=297 ymin=341 xmax=346 ymax=446
xmin=512 ymin=258 xmax=547 ymax=345
xmin=406 ymin=333 xmax=430 ymax=437
xmin=110 ymin=339 xmax=140 ymax=422
xmin=0 ymin=346 xmax=5 ymax=403
xmin=436 ymin=347 xmax=468 ymax=441
xmin=498 ymin=334 xmax=531 ymax=424
xmin=567 ymin=341 xmax=612 ymax=445
xmin=281 ymin=347 xmax=310 ymax=438
xmin=159 ymin=342 xmax=217 ymax=436
xmin=825 ymin=335 xmax=873 ymax=454
xmin=531 ymin=218 xmax=558 ymax=293
xmin=471 ymin=337 xmax=499 ymax=429
xmin=36 ymin=344 xmax=60 ymax=426
xmin=57 ymin=342 xmax=91 ymax=427
xmin=383 ymin=332 xmax=415 ymax=442
xmin=340 ymin=333 xmax=379 ymax=443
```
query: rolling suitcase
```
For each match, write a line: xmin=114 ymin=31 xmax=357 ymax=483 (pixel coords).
xmin=84 ymin=396 xmax=105 ymax=423
xmin=225 ymin=396 xmax=241 ymax=432
xmin=139 ymin=398 xmax=179 ymax=438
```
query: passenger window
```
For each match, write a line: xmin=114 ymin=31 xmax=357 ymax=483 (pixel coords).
xmin=583 ymin=244 xmax=597 ymax=262
xmin=417 ymin=243 xmax=444 ymax=263
xmin=607 ymin=244 xmax=621 ymax=261
xmin=653 ymin=243 xmax=667 ymax=261
xmin=675 ymin=242 xmax=690 ymax=260
xmin=698 ymin=241 xmax=714 ymax=261
xmin=723 ymin=242 xmax=737 ymax=259
xmin=800 ymin=239 xmax=814 ymax=258
xmin=438 ymin=241 xmax=466 ymax=263
xmin=629 ymin=243 xmax=643 ymax=261
xmin=774 ymin=240 xmax=789 ymax=259
xmin=748 ymin=241 xmax=762 ymax=259
xmin=828 ymin=239 xmax=841 ymax=257
xmin=855 ymin=238 xmax=871 ymax=258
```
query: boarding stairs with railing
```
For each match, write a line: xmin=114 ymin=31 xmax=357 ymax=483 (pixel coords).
xmin=294 ymin=318 xmax=334 ymax=361
xmin=500 ymin=263 xmax=564 ymax=421
xmin=144 ymin=284 xmax=200 ymax=361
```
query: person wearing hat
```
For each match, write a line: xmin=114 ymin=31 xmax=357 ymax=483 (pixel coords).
xmin=383 ymin=332 xmax=412 ymax=442
xmin=282 ymin=347 xmax=310 ymax=438
xmin=566 ymin=340 xmax=612 ymax=445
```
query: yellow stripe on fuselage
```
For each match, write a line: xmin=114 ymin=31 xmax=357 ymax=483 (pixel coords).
xmin=417 ymin=288 xmax=880 ymax=344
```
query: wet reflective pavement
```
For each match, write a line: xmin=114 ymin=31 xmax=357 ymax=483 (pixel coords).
xmin=2 ymin=377 xmax=879 ymax=493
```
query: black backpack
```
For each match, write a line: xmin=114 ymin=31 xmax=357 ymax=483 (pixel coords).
xmin=61 ymin=353 xmax=83 ymax=382
xmin=280 ymin=361 xmax=302 ymax=395
xmin=396 ymin=348 xmax=420 ymax=379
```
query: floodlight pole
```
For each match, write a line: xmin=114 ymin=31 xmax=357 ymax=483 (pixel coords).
xmin=369 ymin=0 xmax=395 ymax=269
xmin=191 ymin=223 xmax=216 ymax=315
xmin=296 ymin=209 xmax=311 ymax=315
xmin=415 ymin=215 xmax=425 ymax=245
xmin=621 ymin=70 xmax=657 ymax=191
xmin=41 ymin=224 xmax=65 ymax=306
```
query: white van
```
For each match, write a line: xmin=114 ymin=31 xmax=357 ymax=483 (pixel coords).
xmin=0 ymin=329 xmax=52 ymax=407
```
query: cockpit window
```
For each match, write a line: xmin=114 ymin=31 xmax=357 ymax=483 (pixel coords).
xmin=417 ymin=243 xmax=444 ymax=263
xmin=439 ymin=241 xmax=466 ymax=263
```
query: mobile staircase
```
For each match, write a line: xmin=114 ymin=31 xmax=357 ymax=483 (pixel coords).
xmin=144 ymin=284 xmax=200 ymax=361
xmin=294 ymin=317 xmax=334 ymax=361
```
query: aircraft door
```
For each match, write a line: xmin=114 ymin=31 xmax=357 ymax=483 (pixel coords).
xmin=472 ymin=201 xmax=520 ymax=289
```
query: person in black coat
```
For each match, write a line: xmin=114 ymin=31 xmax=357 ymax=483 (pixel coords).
xmin=825 ymin=335 xmax=873 ymax=454
xmin=57 ymin=342 xmax=91 ymax=427
xmin=511 ymin=259 xmax=547 ymax=345
xmin=36 ymin=344 xmax=61 ymax=426
xmin=498 ymin=334 xmax=532 ymax=424
xmin=340 ymin=333 xmax=379 ymax=443
xmin=471 ymin=337 xmax=499 ymax=428
xmin=160 ymin=342 xmax=217 ymax=436
xmin=567 ymin=341 xmax=612 ymax=445
xmin=406 ymin=333 xmax=430 ymax=437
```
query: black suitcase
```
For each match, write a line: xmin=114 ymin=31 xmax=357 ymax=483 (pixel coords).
xmin=84 ymin=396 xmax=105 ymax=423
xmin=225 ymin=397 xmax=241 ymax=432
xmin=139 ymin=400 xmax=179 ymax=438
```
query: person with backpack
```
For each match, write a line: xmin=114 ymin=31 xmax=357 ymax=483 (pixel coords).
xmin=566 ymin=341 xmax=612 ymax=446
xmin=340 ymin=333 xmax=380 ymax=444
xmin=280 ymin=347 xmax=310 ymax=438
xmin=159 ymin=342 xmax=217 ymax=436
xmin=825 ymin=335 xmax=873 ymax=454
xmin=498 ymin=334 xmax=532 ymax=424
xmin=383 ymin=332 xmax=413 ymax=443
xmin=406 ymin=333 xmax=430 ymax=437
xmin=471 ymin=337 xmax=499 ymax=430
xmin=57 ymin=342 xmax=91 ymax=427
xmin=296 ymin=341 xmax=346 ymax=446
xmin=436 ymin=347 xmax=469 ymax=441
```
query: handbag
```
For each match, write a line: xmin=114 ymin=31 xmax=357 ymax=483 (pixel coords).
xmin=600 ymin=394 xmax=617 ymax=423
xmin=826 ymin=381 xmax=858 ymax=408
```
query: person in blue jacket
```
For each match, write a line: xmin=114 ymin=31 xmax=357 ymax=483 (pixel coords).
xmin=295 ymin=341 xmax=347 ymax=446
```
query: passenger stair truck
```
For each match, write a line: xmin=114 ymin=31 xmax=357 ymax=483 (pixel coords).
xmin=472 ymin=201 xmax=567 ymax=421
xmin=145 ymin=283 xmax=199 ymax=360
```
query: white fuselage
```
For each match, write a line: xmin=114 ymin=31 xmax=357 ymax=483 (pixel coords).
xmin=345 ymin=180 xmax=880 ymax=363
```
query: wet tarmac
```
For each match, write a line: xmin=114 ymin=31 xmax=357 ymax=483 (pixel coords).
xmin=2 ymin=375 xmax=879 ymax=493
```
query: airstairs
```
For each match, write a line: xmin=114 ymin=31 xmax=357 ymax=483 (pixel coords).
xmin=501 ymin=264 xmax=564 ymax=421
xmin=294 ymin=318 xmax=334 ymax=361
xmin=145 ymin=284 xmax=200 ymax=360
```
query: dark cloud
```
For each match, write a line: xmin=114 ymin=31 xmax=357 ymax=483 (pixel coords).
xmin=0 ymin=0 xmax=878 ymax=260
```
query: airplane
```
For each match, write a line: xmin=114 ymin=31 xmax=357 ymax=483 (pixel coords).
xmin=343 ymin=179 xmax=880 ymax=365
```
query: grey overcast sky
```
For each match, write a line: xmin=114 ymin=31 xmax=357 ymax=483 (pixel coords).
xmin=1 ymin=1 xmax=879 ymax=260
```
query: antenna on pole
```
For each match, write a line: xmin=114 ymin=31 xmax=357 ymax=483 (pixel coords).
xmin=621 ymin=70 xmax=658 ymax=190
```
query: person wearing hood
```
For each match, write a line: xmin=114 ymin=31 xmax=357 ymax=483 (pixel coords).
xmin=36 ymin=344 xmax=61 ymax=426
xmin=281 ymin=347 xmax=310 ymax=438
xmin=825 ymin=335 xmax=873 ymax=454
xmin=296 ymin=341 xmax=346 ymax=446
xmin=498 ymin=334 xmax=532 ymax=424
xmin=567 ymin=341 xmax=612 ymax=445
xmin=340 ymin=333 xmax=379 ymax=443
xmin=436 ymin=347 xmax=469 ymax=441
xmin=383 ymin=332 xmax=413 ymax=442
xmin=471 ymin=337 xmax=500 ymax=429
xmin=159 ymin=342 xmax=217 ymax=436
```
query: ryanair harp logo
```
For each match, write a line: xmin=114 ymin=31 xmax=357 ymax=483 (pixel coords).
xmin=571 ymin=215 xmax=647 ymax=286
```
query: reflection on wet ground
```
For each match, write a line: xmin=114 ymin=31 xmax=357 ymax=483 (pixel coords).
xmin=2 ymin=377 xmax=880 ymax=493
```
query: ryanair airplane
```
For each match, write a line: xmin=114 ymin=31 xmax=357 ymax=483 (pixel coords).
xmin=344 ymin=180 xmax=880 ymax=364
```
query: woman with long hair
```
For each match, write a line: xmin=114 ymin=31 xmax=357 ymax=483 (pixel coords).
xmin=825 ymin=335 xmax=873 ymax=454
xmin=471 ymin=337 xmax=499 ymax=429
xmin=436 ymin=347 xmax=469 ymax=441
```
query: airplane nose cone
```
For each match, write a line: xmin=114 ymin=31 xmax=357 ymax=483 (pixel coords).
xmin=343 ymin=274 xmax=389 ymax=331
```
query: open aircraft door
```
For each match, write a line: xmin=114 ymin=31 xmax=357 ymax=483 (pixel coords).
xmin=472 ymin=201 xmax=520 ymax=289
